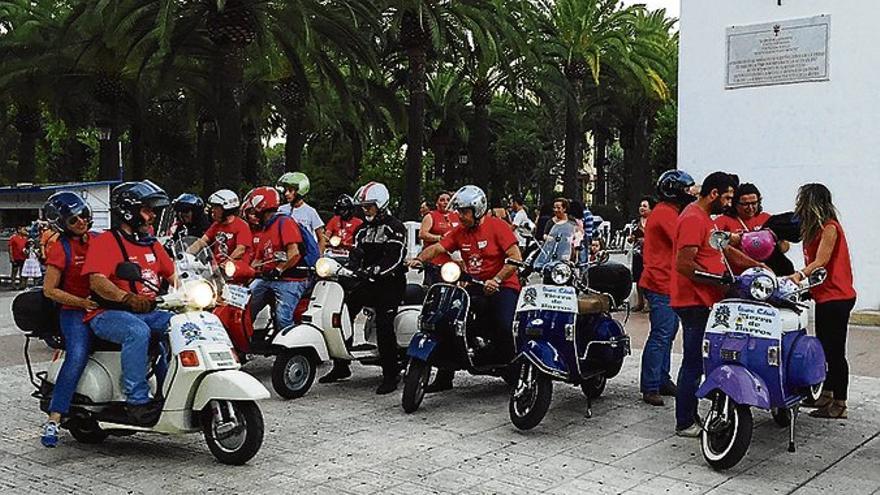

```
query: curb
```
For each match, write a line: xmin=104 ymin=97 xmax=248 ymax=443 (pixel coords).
xmin=852 ymin=310 xmax=880 ymax=327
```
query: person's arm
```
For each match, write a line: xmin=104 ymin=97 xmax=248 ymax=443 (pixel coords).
xmin=315 ymin=226 xmax=326 ymax=254
xmin=374 ymin=223 xmax=407 ymax=277
xmin=723 ymin=245 xmax=764 ymax=270
xmin=778 ymin=240 xmax=791 ymax=254
xmin=410 ymin=243 xmax=448 ymax=269
xmin=230 ymin=244 xmax=246 ymax=260
xmin=484 ymin=244 xmax=522 ymax=294
xmin=277 ymin=243 xmax=302 ymax=273
xmin=90 ymin=273 xmax=130 ymax=303
xmin=676 ymin=247 xmax=701 ymax=280
xmin=186 ymin=234 xmax=210 ymax=255
xmin=44 ymin=266 xmax=96 ymax=310
xmin=419 ymin=214 xmax=438 ymax=243
xmin=792 ymin=224 xmax=837 ymax=283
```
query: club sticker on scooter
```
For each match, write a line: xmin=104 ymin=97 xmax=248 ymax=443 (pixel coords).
xmin=707 ymin=302 xmax=781 ymax=339
xmin=517 ymin=285 xmax=578 ymax=313
xmin=222 ymin=284 xmax=251 ymax=310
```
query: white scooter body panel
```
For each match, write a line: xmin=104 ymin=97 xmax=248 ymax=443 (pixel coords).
xmin=46 ymin=352 xmax=156 ymax=404
xmin=394 ymin=305 xmax=421 ymax=347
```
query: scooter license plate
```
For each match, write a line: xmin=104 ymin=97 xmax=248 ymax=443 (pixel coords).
xmin=222 ymin=284 xmax=251 ymax=310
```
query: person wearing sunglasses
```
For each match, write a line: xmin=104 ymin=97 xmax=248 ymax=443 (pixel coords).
xmin=38 ymin=192 xmax=100 ymax=447
xmin=714 ymin=183 xmax=791 ymax=272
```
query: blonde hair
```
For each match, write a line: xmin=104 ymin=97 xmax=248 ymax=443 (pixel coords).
xmin=794 ymin=183 xmax=838 ymax=244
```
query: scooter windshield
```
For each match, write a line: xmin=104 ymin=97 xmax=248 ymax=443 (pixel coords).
xmin=171 ymin=236 xmax=217 ymax=287
xmin=534 ymin=222 xmax=575 ymax=271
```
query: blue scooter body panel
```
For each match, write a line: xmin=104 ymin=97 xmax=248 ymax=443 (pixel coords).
xmin=407 ymin=333 xmax=437 ymax=361
xmin=696 ymin=363 xmax=771 ymax=409
xmin=519 ymin=339 xmax=570 ymax=379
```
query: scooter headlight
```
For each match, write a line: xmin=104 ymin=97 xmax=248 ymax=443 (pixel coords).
xmin=329 ymin=236 xmax=342 ymax=248
xmin=315 ymin=257 xmax=338 ymax=278
xmin=545 ymin=262 xmax=573 ymax=286
xmin=440 ymin=262 xmax=462 ymax=283
xmin=749 ymin=273 xmax=777 ymax=301
xmin=186 ymin=281 xmax=216 ymax=309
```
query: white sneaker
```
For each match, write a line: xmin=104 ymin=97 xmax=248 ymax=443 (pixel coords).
xmin=675 ymin=424 xmax=701 ymax=438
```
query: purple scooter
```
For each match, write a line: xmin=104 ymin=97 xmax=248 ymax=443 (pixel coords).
xmin=694 ymin=231 xmax=828 ymax=470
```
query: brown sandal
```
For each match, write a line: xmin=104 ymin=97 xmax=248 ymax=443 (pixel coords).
xmin=809 ymin=400 xmax=847 ymax=419
xmin=802 ymin=391 xmax=832 ymax=409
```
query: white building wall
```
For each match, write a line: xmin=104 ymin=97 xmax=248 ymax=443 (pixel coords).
xmin=679 ymin=0 xmax=880 ymax=309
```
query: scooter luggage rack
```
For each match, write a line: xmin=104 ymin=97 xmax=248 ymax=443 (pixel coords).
xmin=579 ymin=335 xmax=632 ymax=362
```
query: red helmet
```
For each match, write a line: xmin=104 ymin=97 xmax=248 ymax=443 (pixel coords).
xmin=242 ymin=187 xmax=280 ymax=214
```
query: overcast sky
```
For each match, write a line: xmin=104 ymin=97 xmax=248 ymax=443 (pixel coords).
xmin=622 ymin=0 xmax=680 ymax=20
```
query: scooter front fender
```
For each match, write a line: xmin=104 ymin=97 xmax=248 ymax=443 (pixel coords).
xmin=273 ymin=323 xmax=330 ymax=362
xmin=696 ymin=365 xmax=770 ymax=409
xmin=406 ymin=333 xmax=437 ymax=362
xmin=192 ymin=370 xmax=270 ymax=411
xmin=520 ymin=340 xmax=569 ymax=380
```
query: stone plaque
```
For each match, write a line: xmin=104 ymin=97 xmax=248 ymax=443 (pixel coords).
xmin=726 ymin=15 xmax=830 ymax=89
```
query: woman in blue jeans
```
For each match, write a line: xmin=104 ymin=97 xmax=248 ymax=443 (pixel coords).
xmin=39 ymin=192 xmax=100 ymax=447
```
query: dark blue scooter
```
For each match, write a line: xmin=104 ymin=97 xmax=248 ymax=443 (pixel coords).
xmin=695 ymin=231 xmax=828 ymax=470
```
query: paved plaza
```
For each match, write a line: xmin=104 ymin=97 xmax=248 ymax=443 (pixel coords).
xmin=0 ymin=291 xmax=878 ymax=494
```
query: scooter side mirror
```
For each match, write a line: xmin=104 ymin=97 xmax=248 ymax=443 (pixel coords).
xmin=709 ymin=230 xmax=731 ymax=251
xmin=808 ymin=267 xmax=828 ymax=286
xmin=115 ymin=262 xmax=143 ymax=282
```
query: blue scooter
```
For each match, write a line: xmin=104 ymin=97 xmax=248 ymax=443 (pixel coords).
xmin=695 ymin=231 xmax=828 ymax=470
xmin=507 ymin=225 xmax=631 ymax=431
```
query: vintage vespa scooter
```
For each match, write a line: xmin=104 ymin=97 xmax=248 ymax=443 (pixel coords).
xmin=16 ymin=240 xmax=269 ymax=465
xmin=401 ymin=262 xmax=518 ymax=413
xmin=695 ymin=231 xmax=828 ymax=470
xmin=506 ymin=224 xmax=631 ymax=430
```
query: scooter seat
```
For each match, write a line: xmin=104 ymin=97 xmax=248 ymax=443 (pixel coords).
xmin=578 ymin=294 xmax=611 ymax=315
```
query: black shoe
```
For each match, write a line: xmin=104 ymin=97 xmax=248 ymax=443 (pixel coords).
xmin=425 ymin=380 xmax=454 ymax=394
xmin=642 ymin=392 xmax=664 ymax=407
xmin=126 ymin=400 xmax=163 ymax=426
xmin=319 ymin=364 xmax=352 ymax=384
xmin=659 ymin=381 xmax=678 ymax=397
xmin=376 ymin=375 xmax=400 ymax=395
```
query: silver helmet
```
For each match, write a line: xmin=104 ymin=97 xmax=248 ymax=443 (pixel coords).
xmin=450 ymin=185 xmax=488 ymax=219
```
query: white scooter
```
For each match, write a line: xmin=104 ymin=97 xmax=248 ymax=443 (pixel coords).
xmin=268 ymin=255 xmax=423 ymax=398
xmin=18 ymin=243 xmax=270 ymax=465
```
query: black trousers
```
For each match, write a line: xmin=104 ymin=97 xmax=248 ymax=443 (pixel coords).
xmin=343 ymin=276 xmax=405 ymax=378
xmin=815 ymin=298 xmax=856 ymax=401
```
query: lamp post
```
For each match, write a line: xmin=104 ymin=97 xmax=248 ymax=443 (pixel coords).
xmin=96 ymin=121 xmax=123 ymax=180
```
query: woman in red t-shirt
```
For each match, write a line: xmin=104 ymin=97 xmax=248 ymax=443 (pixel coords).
xmin=792 ymin=183 xmax=857 ymax=419
xmin=418 ymin=191 xmax=460 ymax=285
xmin=715 ymin=183 xmax=791 ymax=274
xmin=38 ymin=192 xmax=100 ymax=447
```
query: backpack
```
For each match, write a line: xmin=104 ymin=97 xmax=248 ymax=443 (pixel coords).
xmin=272 ymin=215 xmax=320 ymax=269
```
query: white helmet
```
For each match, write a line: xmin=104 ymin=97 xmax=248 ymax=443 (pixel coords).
xmin=355 ymin=181 xmax=390 ymax=210
xmin=451 ymin=185 xmax=488 ymax=219
xmin=207 ymin=189 xmax=241 ymax=216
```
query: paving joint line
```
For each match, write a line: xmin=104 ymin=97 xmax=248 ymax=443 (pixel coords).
xmin=785 ymin=427 xmax=880 ymax=494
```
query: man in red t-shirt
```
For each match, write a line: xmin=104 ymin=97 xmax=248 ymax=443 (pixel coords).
xmin=82 ymin=181 xmax=176 ymax=425
xmin=324 ymin=194 xmax=363 ymax=255
xmin=189 ymin=189 xmax=251 ymax=263
xmin=8 ymin=227 xmax=28 ymax=289
xmin=410 ymin=185 xmax=522 ymax=392
xmin=241 ymin=186 xmax=306 ymax=331
xmin=638 ymin=170 xmax=696 ymax=407
xmin=670 ymin=172 xmax=763 ymax=437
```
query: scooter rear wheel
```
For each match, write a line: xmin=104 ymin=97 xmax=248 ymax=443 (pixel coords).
xmin=401 ymin=359 xmax=430 ymax=413
xmin=202 ymin=400 xmax=264 ymax=465
xmin=271 ymin=350 xmax=316 ymax=399
xmin=509 ymin=362 xmax=553 ymax=431
xmin=701 ymin=393 xmax=753 ymax=471
xmin=67 ymin=419 xmax=109 ymax=444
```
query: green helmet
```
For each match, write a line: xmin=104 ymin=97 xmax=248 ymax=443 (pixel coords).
xmin=277 ymin=172 xmax=310 ymax=196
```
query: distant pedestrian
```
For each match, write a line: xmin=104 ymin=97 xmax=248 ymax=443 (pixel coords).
xmin=8 ymin=226 xmax=28 ymax=289
xmin=629 ymin=196 xmax=656 ymax=312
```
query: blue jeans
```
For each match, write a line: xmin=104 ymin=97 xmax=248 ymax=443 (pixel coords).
xmin=249 ymin=279 xmax=309 ymax=330
xmin=90 ymin=310 xmax=172 ymax=405
xmin=674 ymin=306 xmax=711 ymax=430
xmin=640 ymin=291 xmax=680 ymax=393
xmin=49 ymin=310 xmax=94 ymax=415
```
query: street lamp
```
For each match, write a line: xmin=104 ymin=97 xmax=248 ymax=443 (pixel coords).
xmin=96 ymin=122 xmax=112 ymax=141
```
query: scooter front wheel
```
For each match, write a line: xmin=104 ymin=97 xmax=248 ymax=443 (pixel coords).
xmin=202 ymin=400 xmax=264 ymax=465
xmin=401 ymin=359 xmax=430 ymax=413
xmin=509 ymin=362 xmax=553 ymax=431
xmin=271 ymin=350 xmax=316 ymax=399
xmin=701 ymin=393 xmax=753 ymax=471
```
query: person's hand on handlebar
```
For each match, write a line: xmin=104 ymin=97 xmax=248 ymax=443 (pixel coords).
xmin=406 ymin=258 xmax=423 ymax=269
xmin=122 ymin=293 xmax=153 ymax=313
xmin=483 ymin=277 xmax=501 ymax=295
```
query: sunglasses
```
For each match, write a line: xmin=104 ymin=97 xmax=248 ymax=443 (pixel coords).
xmin=67 ymin=214 xmax=91 ymax=226
xmin=738 ymin=201 xmax=760 ymax=208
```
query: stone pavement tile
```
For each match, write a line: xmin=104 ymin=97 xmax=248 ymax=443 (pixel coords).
xmin=610 ymin=437 xmax=698 ymax=475
xmin=562 ymin=431 xmax=662 ymax=464
xmin=715 ymin=473 xmax=798 ymax=494
xmin=469 ymin=478 xmax=536 ymax=495
xmin=323 ymin=469 xmax=408 ymax=495
xmin=373 ymin=481 xmax=453 ymax=495
xmin=741 ymin=456 xmax=824 ymax=485
xmin=800 ymin=473 xmax=880 ymax=494
xmin=418 ymin=467 xmax=487 ymax=492
xmin=237 ymin=473 xmax=320 ymax=494
xmin=579 ymin=464 xmax=656 ymax=492
xmin=543 ymin=475 xmax=632 ymax=495
xmin=623 ymin=474 xmax=712 ymax=494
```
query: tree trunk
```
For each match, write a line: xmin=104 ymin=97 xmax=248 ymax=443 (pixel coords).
xmin=98 ymin=122 xmax=121 ymax=180
xmin=562 ymin=95 xmax=582 ymax=201
xmin=401 ymin=46 xmax=427 ymax=220
xmin=284 ymin=110 xmax=307 ymax=172
xmin=593 ymin=126 xmax=609 ymax=205
xmin=197 ymin=119 xmax=219 ymax=196
xmin=620 ymin=117 xmax=652 ymax=218
xmin=215 ymin=46 xmax=244 ymax=186
xmin=16 ymin=131 xmax=38 ymax=182
xmin=130 ymin=122 xmax=146 ymax=180
xmin=469 ymin=104 xmax=490 ymax=191
xmin=242 ymin=120 xmax=260 ymax=185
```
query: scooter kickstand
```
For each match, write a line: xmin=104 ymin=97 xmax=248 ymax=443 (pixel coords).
xmin=788 ymin=406 xmax=799 ymax=453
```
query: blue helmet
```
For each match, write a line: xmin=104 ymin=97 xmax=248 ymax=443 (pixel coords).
xmin=43 ymin=192 xmax=92 ymax=234
xmin=111 ymin=180 xmax=170 ymax=229
xmin=172 ymin=193 xmax=205 ymax=213
xmin=657 ymin=170 xmax=696 ymax=206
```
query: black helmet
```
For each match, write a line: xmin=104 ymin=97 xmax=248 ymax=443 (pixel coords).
xmin=43 ymin=192 xmax=93 ymax=235
xmin=172 ymin=193 xmax=204 ymax=213
xmin=111 ymin=180 xmax=170 ymax=229
xmin=333 ymin=194 xmax=355 ymax=218
xmin=657 ymin=170 xmax=696 ymax=206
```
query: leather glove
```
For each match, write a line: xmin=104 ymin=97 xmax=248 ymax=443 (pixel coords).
xmin=122 ymin=293 xmax=153 ymax=313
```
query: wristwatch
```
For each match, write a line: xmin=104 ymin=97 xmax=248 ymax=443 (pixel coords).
xmin=493 ymin=276 xmax=503 ymax=285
